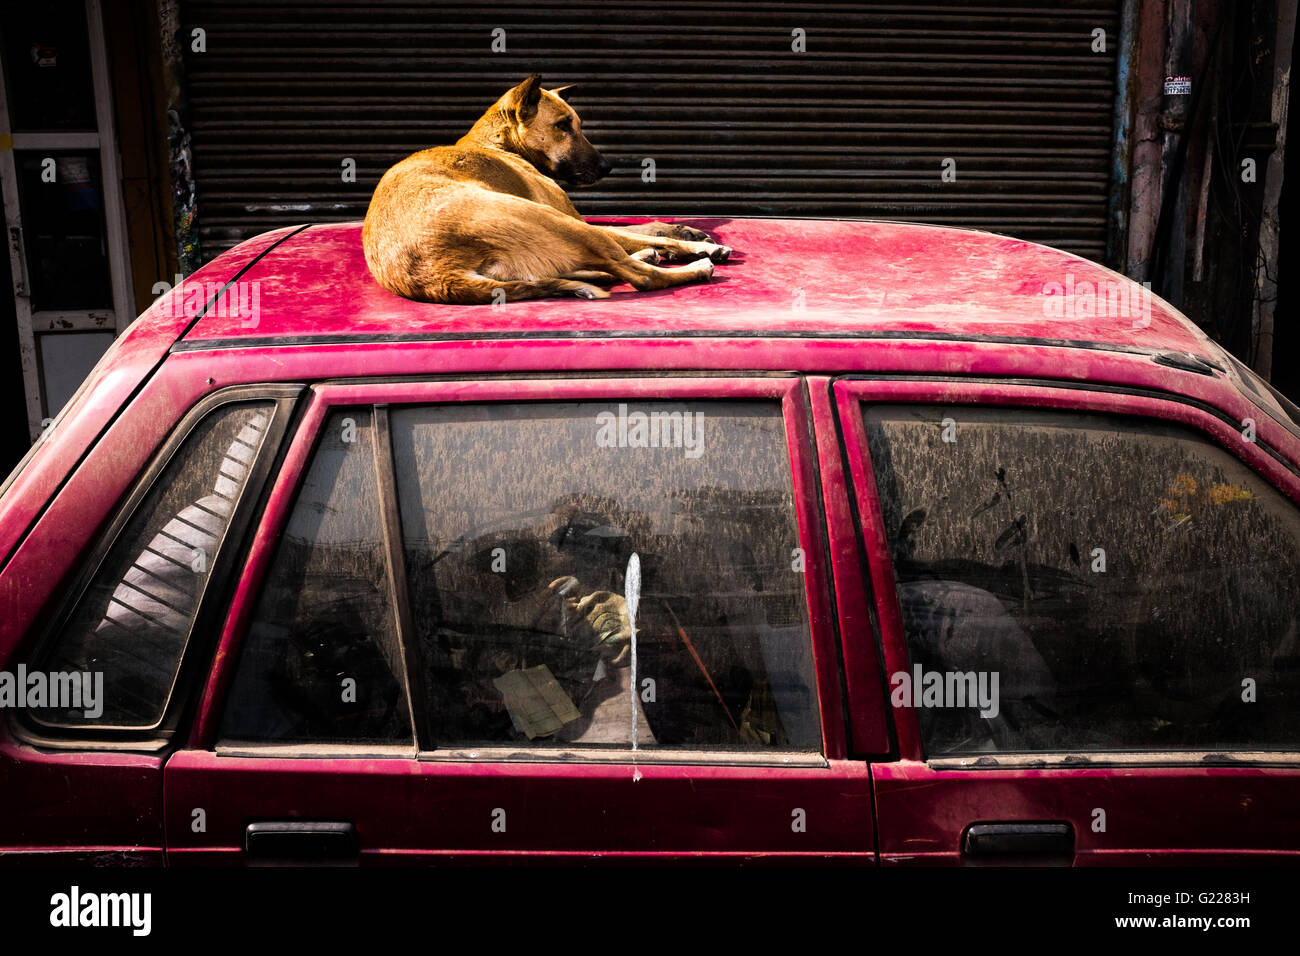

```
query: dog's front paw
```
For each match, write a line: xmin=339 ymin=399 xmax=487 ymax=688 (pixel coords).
xmin=665 ymin=224 xmax=713 ymax=243
xmin=707 ymin=245 xmax=732 ymax=263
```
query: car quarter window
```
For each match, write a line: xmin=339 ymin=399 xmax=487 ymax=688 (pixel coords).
xmin=219 ymin=398 xmax=822 ymax=755
xmin=864 ymin=404 xmax=1300 ymax=757
xmin=221 ymin=408 xmax=414 ymax=744
xmin=26 ymin=400 xmax=276 ymax=730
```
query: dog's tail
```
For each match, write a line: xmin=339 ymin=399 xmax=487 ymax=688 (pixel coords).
xmin=429 ymin=273 xmax=608 ymax=304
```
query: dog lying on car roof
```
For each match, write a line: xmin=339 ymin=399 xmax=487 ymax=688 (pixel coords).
xmin=362 ymin=74 xmax=731 ymax=304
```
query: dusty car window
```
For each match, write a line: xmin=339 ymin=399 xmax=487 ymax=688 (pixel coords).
xmin=390 ymin=401 xmax=821 ymax=753
xmin=221 ymin=409 xmax=413 ymax=744
xmin=29 ymin=401 xmax=274 ymax=729
xmin=865 ymin=405 xmax=1300 ymax=757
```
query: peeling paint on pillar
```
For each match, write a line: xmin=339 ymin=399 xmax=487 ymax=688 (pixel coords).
xmin=1252 ymin=0 xmax=1294 ymax=382
xmin=157 ymin=0 xmax=201 ymax=275
xmin=1107 ymin=0 xmax=1142 ymax=273
xmin=1155 ymin=0 xmax=1196 ymax=305
xmin=1126 ymin=0 xmax=1176 ymax=281
xmin=167 ymin=109 xmax=200 ymax=275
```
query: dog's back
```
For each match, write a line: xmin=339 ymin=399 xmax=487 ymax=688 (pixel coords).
xmin=363 ymin=141 xmax=586 ymax=302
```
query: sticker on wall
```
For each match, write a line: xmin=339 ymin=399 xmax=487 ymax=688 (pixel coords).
xmin=29 ymin=44 xmax=58 ymax=68
xmin=1164 ymin=75 xmax=1192 ymax=95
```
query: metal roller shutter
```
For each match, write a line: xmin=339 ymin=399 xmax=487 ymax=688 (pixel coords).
xmin=180 ymin=1 xmax=1121 ymax=263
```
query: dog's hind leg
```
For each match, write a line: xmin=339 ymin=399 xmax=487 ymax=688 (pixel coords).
xmin=601 ymin=254 xmax=715 ymax=291
xmin=430 ymin=197 xmax=717 ymax=301
xmin=437 ymin=273 xmax=608 ymax=304
xmin=561 ymin=270 xmax=618 ymax=285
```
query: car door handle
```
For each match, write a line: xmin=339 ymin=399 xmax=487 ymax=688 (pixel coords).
xmin=245 ymin=821 xmax=359 ymax=866
xmin=962 ymin=822 xmax=1074 ymax=859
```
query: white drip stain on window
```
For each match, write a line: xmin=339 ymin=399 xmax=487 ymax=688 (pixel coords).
xmin=626 ymin=552 xmax=642 ymax=781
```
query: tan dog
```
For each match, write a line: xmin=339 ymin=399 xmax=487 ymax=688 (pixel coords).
xmin=362 ymin=75 xmax=731 ymax=304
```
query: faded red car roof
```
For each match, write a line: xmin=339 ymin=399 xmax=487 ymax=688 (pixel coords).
xmin=179 ymin=217 xmax=1218 ymax=358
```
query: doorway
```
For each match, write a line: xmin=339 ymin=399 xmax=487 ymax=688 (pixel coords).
xmin=0 ymin=0 xmax=134 ymax=447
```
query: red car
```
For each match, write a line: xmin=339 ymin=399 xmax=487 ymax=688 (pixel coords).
xmin=2 ymin=218 xmax=1298 ymax=865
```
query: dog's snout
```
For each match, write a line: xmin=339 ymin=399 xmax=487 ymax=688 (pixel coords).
xmin=596 ymin=157 xmax=612 ymax=178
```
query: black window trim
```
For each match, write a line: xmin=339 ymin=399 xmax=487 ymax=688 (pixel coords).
xmin=929 ymin=750 xmax=1300 ymax=771
xmin=9 ymin=383 xmax=306 ymax=750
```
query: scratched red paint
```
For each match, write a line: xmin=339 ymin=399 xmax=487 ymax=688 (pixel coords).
xmin=186 ymin=217 xmax=1216 ymax=355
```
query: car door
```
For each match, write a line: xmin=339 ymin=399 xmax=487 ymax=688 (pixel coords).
xmin=825 ymin=375 xmax=1300 ymax=865
xmin=163 ymin=376 xmax=874 ymax=863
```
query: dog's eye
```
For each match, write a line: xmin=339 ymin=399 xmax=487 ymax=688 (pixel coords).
xmin=554 ymin=118 xmax=573 ymax=132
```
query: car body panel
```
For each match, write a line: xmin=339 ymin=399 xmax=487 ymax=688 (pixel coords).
xmin=0 ymin=737 xmax=164 ymax=865
xmin=164 ymin=753 xmax=874 ymax=864
xmin=872 ymin=760 xmax=1300 ymax=865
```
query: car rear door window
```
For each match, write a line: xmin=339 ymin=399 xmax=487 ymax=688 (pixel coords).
xmin=27 ymin=400 xmax=275 ymax=730
xmin=391 ymin=401 xmax=820 ymax=754
xmin=220 ymin=399 xmax=820 ymax=756
xmin=864 ymin=404 xmax=1300 ymax=756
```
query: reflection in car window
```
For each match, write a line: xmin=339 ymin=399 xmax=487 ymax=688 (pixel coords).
xmin=390 ymin=401 xmax=821 ymax=753
xmin=30 ymin=401 xmax=274 ymax=728
xmin=865 ymin=405 xmax=1300 ymax=756
xmin=221 ymin=409 xmax=413 ymax=744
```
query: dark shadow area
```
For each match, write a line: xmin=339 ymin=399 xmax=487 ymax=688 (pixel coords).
xmin=0 ymin=189 xmax=32 ymax=476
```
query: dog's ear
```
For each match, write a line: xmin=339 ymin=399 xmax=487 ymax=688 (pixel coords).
xmin=505 ymin=74 xmax=544 ymax=123
xmin=549 ymin=84 xmax=575 ymax=98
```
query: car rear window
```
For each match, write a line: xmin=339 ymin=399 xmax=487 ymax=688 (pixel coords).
xmin=864 ymin=404 xmax=1300 ymax=757
xmin=221 ymin=399 xmax=822 ymax=756
xmin=26 ymin=400 xmax=275 ymax=730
